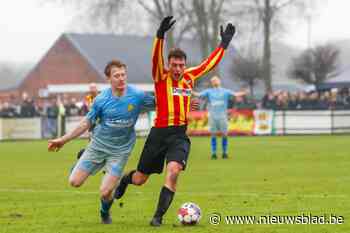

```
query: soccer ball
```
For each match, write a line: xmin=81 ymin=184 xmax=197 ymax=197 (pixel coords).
xmin=177 ymin=202 xmax=201 ymax=225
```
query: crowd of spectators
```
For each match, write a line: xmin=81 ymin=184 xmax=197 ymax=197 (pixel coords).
xmin=1 ymin=87 xmax=350 ymax=118
xmin=0 ymin=93 xmax=89 ymax=118
xmin=200 ymin=87 xmax=350 ymax=111
xmin=260 ymin=87 xmax=350 ymax=110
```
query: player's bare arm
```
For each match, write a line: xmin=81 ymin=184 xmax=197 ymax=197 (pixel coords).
xmin=48 ymin=117 xmax=91 ymax=152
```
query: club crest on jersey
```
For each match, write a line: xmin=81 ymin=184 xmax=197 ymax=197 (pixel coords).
xmin=127 ymin=104 xmax=134 ymax=112
xmin=173 ymin=87 xmax=192 ymax=96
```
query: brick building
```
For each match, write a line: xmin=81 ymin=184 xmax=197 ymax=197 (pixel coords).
xmin=1 ymin=33 xmax=241 ymax=99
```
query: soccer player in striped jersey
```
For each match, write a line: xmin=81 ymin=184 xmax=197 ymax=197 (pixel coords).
xmin=114 ymin=16 xmax=236 ymax=226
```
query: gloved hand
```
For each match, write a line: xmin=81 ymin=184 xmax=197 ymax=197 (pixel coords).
xmin=157 ymin=16 xmax=176 ymax=39
xmin=220 ymin=23 xmax=236 ymax=49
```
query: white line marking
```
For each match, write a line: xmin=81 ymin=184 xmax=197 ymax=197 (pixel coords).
xmin=0 ymin=188 xmax=347 ymax=199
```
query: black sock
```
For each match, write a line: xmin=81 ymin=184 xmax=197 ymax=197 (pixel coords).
xmin=100 ymin=199 xmax=114 ymax=215
xmin=121 ymin=170 xmax=136 ymax=185
xmin=154 ymin=186 xmax=175 ymax=218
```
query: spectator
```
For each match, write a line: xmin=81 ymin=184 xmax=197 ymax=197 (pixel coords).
xmin=20 ymin=92 xmax=36 ymax=117
xmin=0 ymin=102 xmax=17 ymax=118
xmin=262 ymin=92 xmax=276 ymax=109
xmin=46 ymin=97 xmax=59 ymax=138
xmin=65 ymin=98 xmax=80 ymax=117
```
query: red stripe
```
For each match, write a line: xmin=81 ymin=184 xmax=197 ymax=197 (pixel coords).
xmin=173 ymin=79 xmax=180 ymax=125
xmin=188 ymin=47 xmax=223 ymax=77
xmin=155 ymin=77 xmax=168 ymax=127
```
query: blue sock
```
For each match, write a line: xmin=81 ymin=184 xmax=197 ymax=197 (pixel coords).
xmin=211 ymin=136 xmax=217 ymax=154
xmin=100 ymin=199 xmax=114 ymax=214
xmin=222 ymin=136 xmax=228 ymax=154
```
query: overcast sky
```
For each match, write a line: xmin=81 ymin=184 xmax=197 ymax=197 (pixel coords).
xmin=0 ymin=0 xmax=348 ymax=63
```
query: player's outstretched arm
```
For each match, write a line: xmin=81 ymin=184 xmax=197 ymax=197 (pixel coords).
xmin=191 ymin=91 xmax=200 ymax=97
xmin=152 ymin=16 xmax=176 ymax=82
xmin=185 ymin=23 xmax=236 ymax=80
xmin=48 ymin=117 xmax=91 ymax=152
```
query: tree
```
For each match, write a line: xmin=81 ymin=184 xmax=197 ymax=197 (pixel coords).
xmin=49 ymin=0 xmax=257 ymax=89
xmin=50 ymin=0 xmax=127 ymax=32
xmin=288 ymin=44 xmax=340 ymax=89
xmin=246 ymin=0 xmax=306 ymax=92
xmin=137 ymin=0 xmax=195 ymax=49
xmin=51 ymin=0 xmax=195 ymax=49
xmin=231 ymin=54 xmax=263 ymax=96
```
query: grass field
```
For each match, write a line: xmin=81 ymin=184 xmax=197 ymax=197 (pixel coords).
xmin=0 ymin=135 xmax=349 ymax=233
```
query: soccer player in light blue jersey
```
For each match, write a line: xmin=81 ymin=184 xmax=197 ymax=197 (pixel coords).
xmin=197 ymin=76 xmax=245 ymax=159
xmin=48 ymin=60 xmax=154 ymax=224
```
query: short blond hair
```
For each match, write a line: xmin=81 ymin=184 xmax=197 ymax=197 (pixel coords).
xmin=210 ymin=76 xmax=220 ymax=82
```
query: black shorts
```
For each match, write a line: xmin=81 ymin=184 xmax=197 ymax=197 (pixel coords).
xmin=137 ymin=125 xmax=191 ymax=175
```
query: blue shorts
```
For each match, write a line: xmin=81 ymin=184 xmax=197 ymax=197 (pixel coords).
xmin=209 ymin=117 xmax=228 ymax=134
xmin=71 ymin=146 xmax=129 ymax=177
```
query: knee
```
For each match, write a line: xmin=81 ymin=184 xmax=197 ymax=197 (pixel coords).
xmin=100 ymin=187 xmax=113 ymax=199
xmin=69 ymin=178 xmax=82 ymax=188
xmin=167 ymin=163 xmax=182 ymax=175
xmin=133 ymin=173 xmax=148 ymax=186
xmin=167 ymin=163 xmax=182 ymax=182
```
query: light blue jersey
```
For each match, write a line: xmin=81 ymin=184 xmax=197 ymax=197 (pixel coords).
xmin=200 ymin=87 xmax=234 ymax=119
xmin=86 ymin=85 xmax=154 ymax=156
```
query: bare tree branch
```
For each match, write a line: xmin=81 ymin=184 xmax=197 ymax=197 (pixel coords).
xmin=137 ymin=0 xmax=159 ymax=18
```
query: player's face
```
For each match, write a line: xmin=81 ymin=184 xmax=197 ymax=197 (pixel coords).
xmin=169 ymin=57 xmax=186 ymax=80
xmin=211 ymin=78 xmax=221 ymax=88
xmin=108 ymin=66 xmax=127 ymax=90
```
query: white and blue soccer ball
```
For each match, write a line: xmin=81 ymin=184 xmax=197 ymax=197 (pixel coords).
xmin=177 ymin=202 xmax=201 ymax=225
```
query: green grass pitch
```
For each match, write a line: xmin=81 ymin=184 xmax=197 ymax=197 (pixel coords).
xmin=0 ymin=135 xmax=349 ymax=233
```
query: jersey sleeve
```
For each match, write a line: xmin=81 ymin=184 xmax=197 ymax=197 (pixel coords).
xmin=152 ymin=37 xmax=165 ymax=82
xmin=226 ymin=89 xmax=235 ymax=98
xmin=185 ymin=46 xmax=225 ymax=81
xmin=199 ymin=89 xmax=210 ymax=99
xmin=85 ymin=97 xmax=101 ymax=124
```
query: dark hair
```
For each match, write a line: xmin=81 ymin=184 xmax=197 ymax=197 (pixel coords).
xmin=104 ymin=60 xmax=127 ymax=77
xmin=168 ymin=48 xmax=187 ymax=61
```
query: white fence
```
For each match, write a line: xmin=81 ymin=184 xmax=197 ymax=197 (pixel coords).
xmin=274 ymin=110 xmax=350 ymax=135
xmin=0 ymin=110 xmax=350 ymax=140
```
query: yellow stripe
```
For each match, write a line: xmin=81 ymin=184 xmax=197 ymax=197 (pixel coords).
xmin=166 ymin=75 xmax=174 ymax=126
xmin=158 ymin=40 xmax=165 ymax=80
xmin=179 ymin=81 xmax=185 ymax=124
xmin=152 ymin=39 xmax=159 ymax=82
xmin=152 ymin=38 xmax=165 ymax=82
xmin=185 ymin=87 xmax=191 ymax=120
xmin=151 ymin=39 xmax=158 ymax=60
xmin=186 ymin=72 xmax=196 ymax=81
xmin=195 ymin=49 xmax=224 ymax=79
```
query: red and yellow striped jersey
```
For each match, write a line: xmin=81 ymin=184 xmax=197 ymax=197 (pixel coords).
xmin=152 ymin=37 xmax=225 ymax=128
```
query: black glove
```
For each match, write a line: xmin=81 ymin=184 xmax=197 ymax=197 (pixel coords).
xmin=220 ymin=23 xmax=236 ymax=49
xmin=157 ymin=16 xmax=176 ymax=39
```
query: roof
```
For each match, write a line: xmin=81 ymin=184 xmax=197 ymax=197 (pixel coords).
xmin=64 ymin=33 xmax=238 ymax=88
xmin=0 ymin=66 xmax=31 ymax=91
xmin=1 ymin=33 xmax=310 ymax=94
